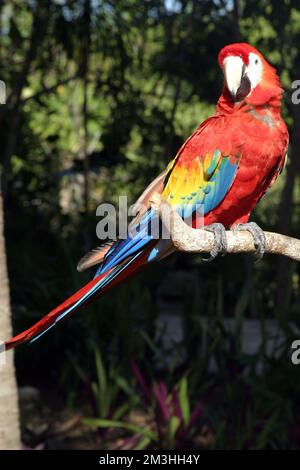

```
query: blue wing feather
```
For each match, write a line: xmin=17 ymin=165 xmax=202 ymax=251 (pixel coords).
xmin=97 ymin=150 xmax=239 ymax=274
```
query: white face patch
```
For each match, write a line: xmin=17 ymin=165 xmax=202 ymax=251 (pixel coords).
xmin=245 ymin=52 xmax=263 ymax=90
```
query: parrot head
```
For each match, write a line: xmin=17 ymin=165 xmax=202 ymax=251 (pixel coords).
xmin=218 ymin=43 xmax=282 ymax=106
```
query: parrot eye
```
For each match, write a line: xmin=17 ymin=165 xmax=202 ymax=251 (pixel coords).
xmin=250 ymin=54 xmax=261 ymax=66
xmin=246 ymin=53 xmax=263 ymax=91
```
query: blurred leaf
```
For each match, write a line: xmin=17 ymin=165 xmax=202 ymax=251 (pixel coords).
xmin=178 ymin=376 xmax=190 ymax=428
xmin=83 ymin=418 xmax=157 ymax=441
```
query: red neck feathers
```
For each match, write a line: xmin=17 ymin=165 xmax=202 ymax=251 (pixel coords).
xmin=217 ymin=46 xmax=283 ymax=114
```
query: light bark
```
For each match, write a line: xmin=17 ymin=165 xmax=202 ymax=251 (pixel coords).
xmin=0 ymin=192 xmax=21 ymax=449
xmin=156 ymin=198 xmax=300 ymax=262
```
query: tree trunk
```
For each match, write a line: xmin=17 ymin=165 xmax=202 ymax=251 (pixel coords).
xmin=0 ymin=192 xmax=21 ymax=449
xmin=82 ymin=0 xmax=91 ymax=218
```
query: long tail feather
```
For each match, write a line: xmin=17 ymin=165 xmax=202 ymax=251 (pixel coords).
xmin=4 ymin=249 xmax=150 ymax=351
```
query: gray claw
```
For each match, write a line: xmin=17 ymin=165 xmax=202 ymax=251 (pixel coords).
xmin=234 ymin=222 xmax=266 ymax=260
xmin=203 ymin=223 xmax=227 ymax=262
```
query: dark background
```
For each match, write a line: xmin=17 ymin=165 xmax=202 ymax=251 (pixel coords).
xmin=1 ymin=0 xmax=300 ymax=449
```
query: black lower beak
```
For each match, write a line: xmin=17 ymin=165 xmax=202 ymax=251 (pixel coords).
xmin=233 ymin=75 xmax=251 ymax=102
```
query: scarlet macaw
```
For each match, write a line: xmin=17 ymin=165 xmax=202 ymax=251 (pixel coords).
xmin=4 ymin=43 xmax=289 ymax=351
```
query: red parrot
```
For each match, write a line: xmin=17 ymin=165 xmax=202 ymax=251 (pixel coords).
xmin=3 ymin=43 xmax=288 ymax=352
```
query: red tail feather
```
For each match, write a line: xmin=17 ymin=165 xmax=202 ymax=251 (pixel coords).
xmin=4 ymin=248 xmax=152 ymax=351
xmin=4 ymin=273 xmax=106 ymax=350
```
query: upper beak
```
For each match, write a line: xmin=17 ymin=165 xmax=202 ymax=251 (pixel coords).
xmin=224 ymin=56 xmax=245 ymax=100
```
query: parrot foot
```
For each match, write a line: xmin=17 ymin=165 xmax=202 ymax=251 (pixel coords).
xmin=203 ymin=223 xmax=227 ymax=262
xmin=234 ymin=222 xmax=266 ymax=260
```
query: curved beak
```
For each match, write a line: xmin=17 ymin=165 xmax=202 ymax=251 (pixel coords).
xmin=223 ymin=56 xmax=246 ymax=100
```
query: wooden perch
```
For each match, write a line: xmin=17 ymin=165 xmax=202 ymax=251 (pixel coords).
xmin=155 ymin=198 xmax=300 ymax=262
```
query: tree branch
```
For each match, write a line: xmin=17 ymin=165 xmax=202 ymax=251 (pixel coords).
xmin=156 ymin=199 xmax=300 ymax=262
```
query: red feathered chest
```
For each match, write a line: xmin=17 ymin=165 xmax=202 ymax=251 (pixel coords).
xmin=183 ymin=108 xmax=289 ymax=228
